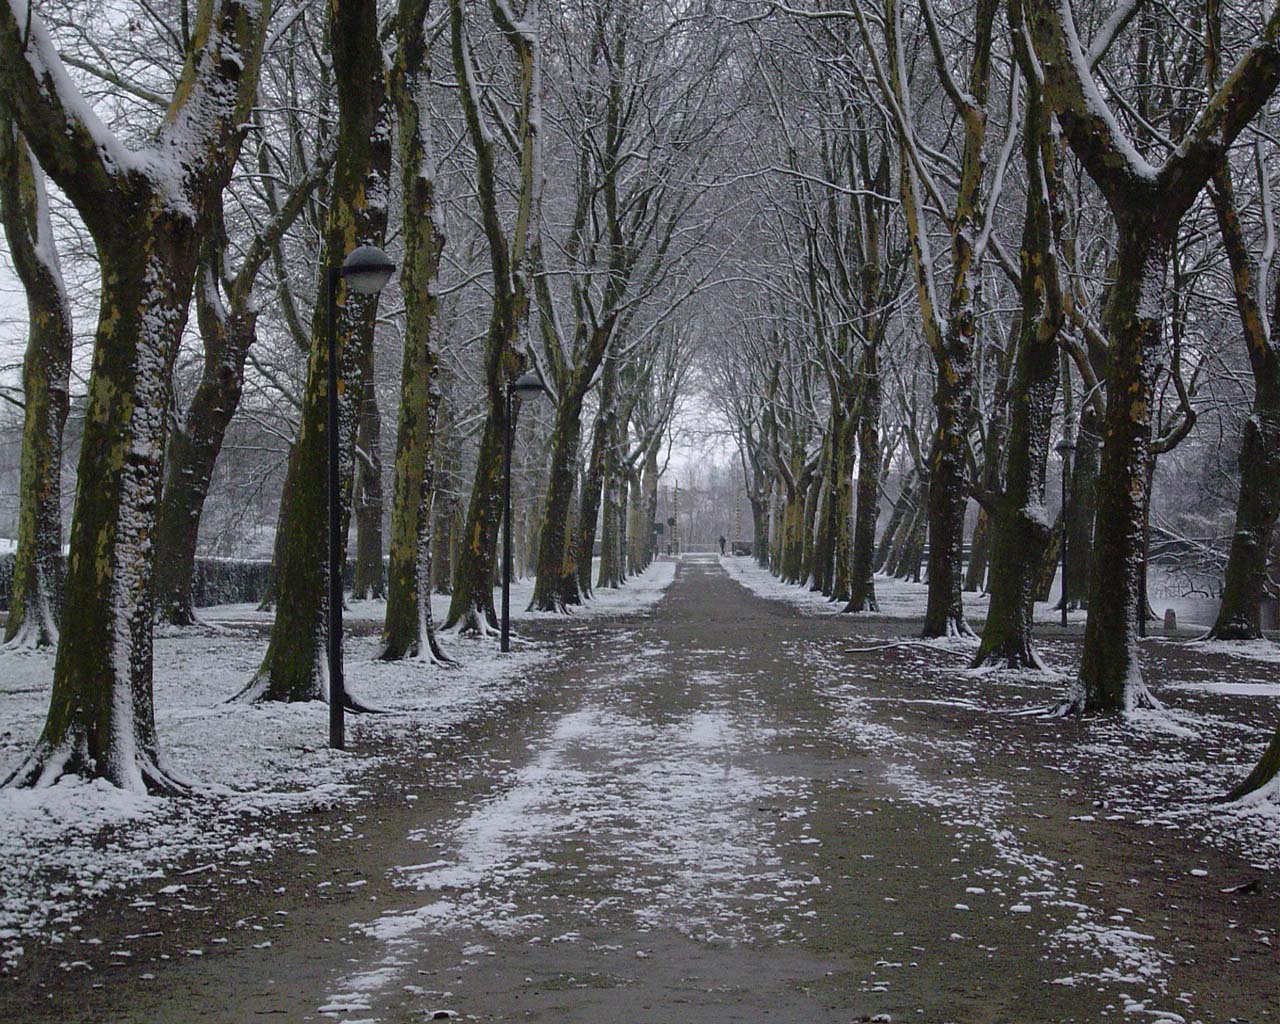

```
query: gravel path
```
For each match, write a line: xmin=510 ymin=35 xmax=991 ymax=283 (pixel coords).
xmin=4 ymin=555 xmax=1276 ymax=1022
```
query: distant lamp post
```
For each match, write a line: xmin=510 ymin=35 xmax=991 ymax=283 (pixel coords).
xmin=502 ymin=371 xmax=548 ymax=653
xmin=1054 ymin=435 xmax=1076 ymax=629
xmin=329 ymin=245 xmax=395 ymax=750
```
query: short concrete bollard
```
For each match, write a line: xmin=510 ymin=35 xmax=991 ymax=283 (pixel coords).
xmin=1163 ymin=608 xmax=1177 ymax=634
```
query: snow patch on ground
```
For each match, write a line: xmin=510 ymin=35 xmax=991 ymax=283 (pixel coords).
xmin=328 ymin=644 xmax=810 ymax=1016
xmin=0 ymin=563 xmax=675 ymax=968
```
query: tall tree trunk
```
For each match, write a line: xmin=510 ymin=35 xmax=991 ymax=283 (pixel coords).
xmin=780 ymin=482 xmax=805 ymax=584
xmin=846 ymin=353 xmax=882 ymax=612
xmin=1069 ymin=223 xmax=1166 ymax=711
xmin=830 ymin=410 xmax=856 ymax=603
xmin=597 ymin=410 xmax=626 ymax=587
xmin=1063 ymin=405 xmax=1099 ymax=609
xmin=241 ymin=0 xmax=391 ymax=702
xmin=626 ymin=470 xmax=644 ymax=575
xmin=0 ymin=121 xmax=71 ymax=649
xmin=583 ymin=363 xmax=616 ymax=596
xmin=381 ymin=0 xmax=447 ymax=661
xmin=153 ymin=258 xmax=254 ymax=626
xmin=750 ymin=495 xmax=769 ymax=567
xmin=577 ymin=403 xmax=608 ymax=597
xmin=922 ymin=394 xmax=974 ymax=637
xmin=530 ymin=393 xmax=583 ymax=610
xmin=442 ymin=0 xmax=541 ymax=633
xmin=446 ymin=408 xmax=509 ymax=630
xmin=0 ymin=0 xmax=271 ymax=791
xmin=974 ymin=51 xmax=1061 ymax=669
xmin=432 ymin=494 xmax=457 ymax=595
xmin=800 ymin=469 xmax=822 ymax=587
xmin=616 ymin=468 xmax=630 ymax=579
xmin=1206 ymin=164 xmax=1280 ymax=640
xmin=641 ymin=443 xmax=660 ymax=570
xmin=810 ymin=424 xmax=837 ymax=593
xmin=875 ymin=469 xmax=915 ymax=573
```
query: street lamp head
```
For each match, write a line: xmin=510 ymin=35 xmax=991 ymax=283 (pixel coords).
xmin=1054 ymin=438 xmax=1076 ymax=457
xmin=509 ymin=370 xmax=548 ymax=397
xmin=341 ymin=245 xmax=396 ymax=295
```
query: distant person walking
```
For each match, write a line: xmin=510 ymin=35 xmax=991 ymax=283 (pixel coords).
xmin=718 ymin=535 xmax=727 ymax=556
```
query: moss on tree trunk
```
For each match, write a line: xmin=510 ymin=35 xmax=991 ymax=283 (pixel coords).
xmin=0 ymin=123 xmax=71 ymax=650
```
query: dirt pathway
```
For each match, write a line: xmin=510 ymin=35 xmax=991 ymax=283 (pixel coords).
xmin=4 ymin=555 xmax=1276 ymax=1023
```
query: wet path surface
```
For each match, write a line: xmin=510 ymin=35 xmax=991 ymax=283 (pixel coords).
xmin=9 ymin=556 xmax=1277 ymax=1022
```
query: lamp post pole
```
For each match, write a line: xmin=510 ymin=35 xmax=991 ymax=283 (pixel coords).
xmin=502 ymin=383 xmax=515 ymax=653
xmin=327 ymin=266 xmax=344 ymax=749
xmin=327 ymin=246 xmax=395 ymax=750
xmin=1055 ymin=437 xmax=1075 ymax=629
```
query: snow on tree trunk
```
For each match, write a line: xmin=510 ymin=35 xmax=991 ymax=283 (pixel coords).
xmin=382 ymin=0 xmax=448 ymax=660
xmin=846 ymin=351 xmax=882 ymax=613
xmin=530 ymin=393 xmax=584 ymax=611
xmin=1068 ymin=225 xmax=1166 ymax=711
xmin=442 ymin=0 xmax=541 ymax=633
xmin=0 ymin=121 xmax=71 ymax=650
xmin=974 ymin=47 xmax=1061 ymax=670
xmin=242 ymin=0 xmax=391 ymax=702
xmin=0 ymin=0 xmax=271 ymax=791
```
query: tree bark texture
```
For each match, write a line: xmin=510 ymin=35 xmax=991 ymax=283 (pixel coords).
xmin=974 ymin=47 xmax=1061 ymax=669
xmin=381 ymin=0 xmax=448 ymax=660
xmin=244 ymin=0 xmax=390 ymax=703
xmin=443 ymin=0 xmax=539 ymax=632
xmin=1071 ymin=224 xmax=1166 ymax=711
xmin=846 ymin=352 xmax=882 ymax=612
xmin=1207 ymin=164 xmax=1280 ymax=640
xmin=0 ymin=121 xmax=71 ymax=649
xmin=0 ymin=0 xmax=271 ymax=790
xmin=530 ymin=393 xmax=584 ymax=611
xmin=153 ymin=260 xmax=254 ymax=626
xmin=1063 ymin=406 xmax=1099 ymax=609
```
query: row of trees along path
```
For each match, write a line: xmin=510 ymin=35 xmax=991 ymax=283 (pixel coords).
xmin=2 ymin=0 xmax=1280 ymax=802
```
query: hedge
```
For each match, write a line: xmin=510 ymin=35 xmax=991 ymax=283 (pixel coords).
xmin=0 ymin=553 xmax=277 ymax=612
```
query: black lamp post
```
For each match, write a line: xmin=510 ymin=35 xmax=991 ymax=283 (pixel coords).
xmin=328 ymin=244 xmax=395 ymax=750
xmin=1054 ymin=435 xmax=1076 ymax=629
xmin=502 ymin=371 xmax=548 ymax=653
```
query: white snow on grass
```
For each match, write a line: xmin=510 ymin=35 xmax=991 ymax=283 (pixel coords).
xmin=1165 ymin=638 xmax=1280 ymax=664
xmin=0 ymin=561 xmax=675 ymax=969
xmin=719 ymin=558 xmax=1221 ymax=631
xmin=1166 ymin=680 xmax=1280 ymax=697
xmin=718 ymin=558 xmax=996 ymax=623
xmin=819 ymin=671 xmax=1184 ymax=1012
xmin=209 ymin=557 xmax=678 ymax=629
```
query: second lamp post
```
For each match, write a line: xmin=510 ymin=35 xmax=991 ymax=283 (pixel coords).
xmin=328 ymin=245 xmax=395 ymax=750
xmin=502 ymin=371 xmax=548 ymax=652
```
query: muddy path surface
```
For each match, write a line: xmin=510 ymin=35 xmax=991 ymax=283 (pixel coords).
xmin=4 ymin=555 xmax=1276 ymax=1023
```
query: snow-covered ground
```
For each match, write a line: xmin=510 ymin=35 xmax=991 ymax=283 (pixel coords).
xmin=718 ymin=556 xmax=1219 ymax=630
xmin=0 ymin=560 xmax=677 ymax=968
xmin=719 ymin=555 xmax=1280 ymax=856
